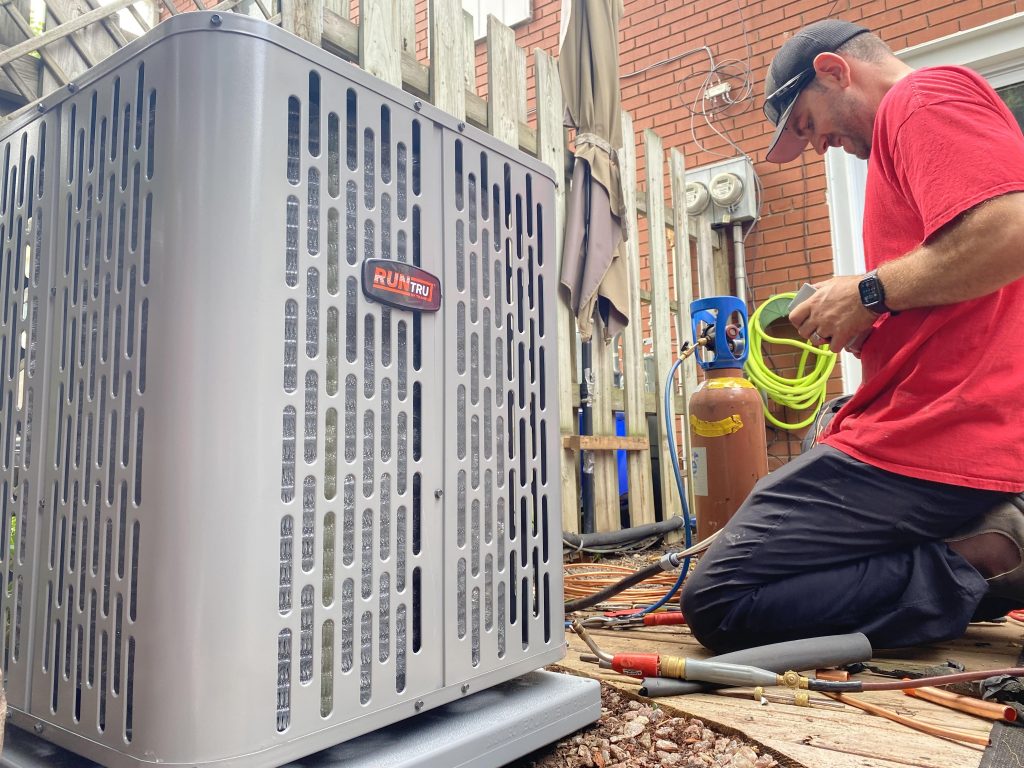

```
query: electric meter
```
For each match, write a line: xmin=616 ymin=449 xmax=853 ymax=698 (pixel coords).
xmin=710 ymin=172 xmax=744 ymax=207
xmin=685 ymin=181 xmax=711 ymax=215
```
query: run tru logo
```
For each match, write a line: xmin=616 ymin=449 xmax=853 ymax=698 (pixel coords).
xmin=361 ymin=259 xmax=443 ymax=312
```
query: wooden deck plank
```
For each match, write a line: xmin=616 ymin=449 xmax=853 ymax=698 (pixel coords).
xmin=561 ymin=619 xmax=1024 ymax=768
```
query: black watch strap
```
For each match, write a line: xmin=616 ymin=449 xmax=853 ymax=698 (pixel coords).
xmin=858 ymin=269 xmax=891 ymax=314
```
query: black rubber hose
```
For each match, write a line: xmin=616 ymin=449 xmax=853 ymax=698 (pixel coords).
xmin=564 ymin=561 xmax=666 ymax=613
xmin=563 ymin=516 xmax=685 ymax=550
xmin=640 ymin=633 xmax=873 ymax=697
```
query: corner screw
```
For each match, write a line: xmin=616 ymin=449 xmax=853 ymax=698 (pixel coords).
xmin=434 ymin=489 xmax=443 ymax=499
xmin=458 ymin=122 xmax=466 ymax=133
xmin=210 ymin=13 xmax=222 ymax=26
xmin=414 ymin=700 xmax=424 ymax=711
xmin=414 ymin=101 xmax=423 ymax=112
xmin=66 ymin=83 xmax=77 ymax=94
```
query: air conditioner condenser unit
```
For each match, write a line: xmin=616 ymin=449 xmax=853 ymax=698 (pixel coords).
xmin=0 ymin=12 xmax=589 ymax=767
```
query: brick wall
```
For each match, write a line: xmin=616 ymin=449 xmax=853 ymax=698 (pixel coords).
xmin=446 ymin=0 xmax=1023 ymax=465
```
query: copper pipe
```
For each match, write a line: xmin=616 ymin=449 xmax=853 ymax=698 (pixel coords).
xmin=814 ymin=669 xmax=849 ymax=681
xmin=904 ymin=686 xmax=1018 ymax=722
xmin=571 ymin=620 xmax=614 ymax=664
xmin=824 ymin=693 xmax=989 ymax=747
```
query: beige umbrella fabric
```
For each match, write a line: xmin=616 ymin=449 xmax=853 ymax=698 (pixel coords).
xmin=558 ymin=0 xmax=629 ymax=342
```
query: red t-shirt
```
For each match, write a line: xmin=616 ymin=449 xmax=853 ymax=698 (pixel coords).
xmin=823 ymin=66 xmax=1024 ymax=492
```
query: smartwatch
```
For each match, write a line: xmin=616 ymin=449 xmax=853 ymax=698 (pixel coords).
xmin=858 ymin=269 xmax=891 ymax=314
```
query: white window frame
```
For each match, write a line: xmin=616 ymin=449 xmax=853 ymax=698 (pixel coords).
xmin=463 ymin=0 xmax=533 ymax=41
xmin=824 ymin=11 xmax=1024 ymax=392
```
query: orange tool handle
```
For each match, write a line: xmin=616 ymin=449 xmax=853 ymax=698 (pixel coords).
xmin=642 ymin=612 xmax=686 ymax=626
xmin=611 ymin=654 xmax=661 ymax=678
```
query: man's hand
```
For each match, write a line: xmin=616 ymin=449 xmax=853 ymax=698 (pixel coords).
xmin=788 ymin=275 xmax=878 ymax=353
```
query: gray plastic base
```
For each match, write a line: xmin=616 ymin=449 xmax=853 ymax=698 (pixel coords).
xmin=1 ymin=670 xmax=601 ymax=768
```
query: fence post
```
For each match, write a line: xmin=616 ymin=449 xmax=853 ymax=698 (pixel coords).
xmin=463 ymin=11 xmax=476 ymax=96
xmin=485 ymin=16 xmax=518 ymax=147
xmin=428 ymin=0 xmax=465 ymax=120
xmin=591 ymin=321 xmax=619 ymax=532
xmin=282 ymin=0 xmax=323 ymax=46
xmin=324 ymin=0 xmax=348 ymax=21
xmin=644 ymin=129 xmax=682 ymax=523
xmin=535 ymin=48 xmax=578 ymax=535
xmin=618 ymin=111 xmax=655 ymax=528
xmin=359 ymin=0 xmax=401 ymax=88
xmin=399 ymin=0 xmax=415 ymax=55
xmin=669 ymin=148 xmax=697 ymax=526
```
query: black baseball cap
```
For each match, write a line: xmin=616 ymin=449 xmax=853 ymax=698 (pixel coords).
xmin=764 ymin=20 xmax=869 ymax=163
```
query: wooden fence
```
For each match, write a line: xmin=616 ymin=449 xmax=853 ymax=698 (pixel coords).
xmin=0 ymin=0 xmax=727 ymax=536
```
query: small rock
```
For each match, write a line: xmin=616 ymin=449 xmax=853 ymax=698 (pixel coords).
xmin=611 ymin=720 xmax=646 ymax=741
xmin=655 ymin=739 xmax=679 ymax=752
xmin=578 ymin=744 xmax=594 ymax=766
xmin=738 ymin=746 xmax=759 ymax=763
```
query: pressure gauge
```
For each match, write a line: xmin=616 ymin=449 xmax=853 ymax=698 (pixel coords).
xmin=710 ymin=172 xmax=744 ymax=207
xmin=685 ymin=181 xmax=710 ymax=215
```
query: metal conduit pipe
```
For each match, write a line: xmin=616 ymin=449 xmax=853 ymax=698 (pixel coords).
xmin=733 ymin=221 xmax=747 ymax=304
xmin=640 ymin=633 xmax=872 ymax=697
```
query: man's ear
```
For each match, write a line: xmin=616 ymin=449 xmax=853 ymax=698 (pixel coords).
xmin=812 ymin=52 xmax=851 ymax=88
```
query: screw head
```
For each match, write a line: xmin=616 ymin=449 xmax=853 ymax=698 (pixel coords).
xmin=33 ymin=722 xmax=43 ymax=734
xmin=461 ymin=683 xmax=470 ymax=694
xmin=434 ymin=489 xmax=443 ymax=499
xmin=36 ymin=103 xmax=45 ymax=113
xmin=458 ymin=122 xmax=466 ymax=133
xmin=414 ymin=699 xmax=424 ymax=711
xmin=210 ymin=13 xmax=222 ymax=26
xmin=414 ymin=101 xmax=423 ymax=112
xmin=66 ymin=83 xmax=77 ymax=94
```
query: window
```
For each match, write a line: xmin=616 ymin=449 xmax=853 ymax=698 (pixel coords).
xmin=824 ymin=12 xmax=1024 ymax=392
xmin=996 ymin=82 xmax=1024 ymax=131
xmin=462 ymin=0 xmax=532 ymax=40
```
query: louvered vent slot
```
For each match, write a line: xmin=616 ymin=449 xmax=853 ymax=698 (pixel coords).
xmin=276 ymin=628 xmax=291 ymax=732
xmin=281 ymin=70 xmax=430 ymax=718
xmin=41 ymin=63 xmax=153 ymax=739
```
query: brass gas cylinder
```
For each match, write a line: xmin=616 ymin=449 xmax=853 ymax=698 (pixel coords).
xmin=689 ymin=368 xmax=769 ymax=541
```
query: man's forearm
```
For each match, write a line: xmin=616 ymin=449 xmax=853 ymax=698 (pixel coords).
xmin=878 ymin=191 xmax=1024 ymax=311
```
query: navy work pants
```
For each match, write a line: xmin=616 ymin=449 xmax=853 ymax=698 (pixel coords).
xmin=680 ymin=445 xmax=1012 ymax=653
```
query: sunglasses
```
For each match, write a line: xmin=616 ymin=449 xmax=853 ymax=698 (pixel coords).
xmin=763 ymin=67 xmax=816 ymax=125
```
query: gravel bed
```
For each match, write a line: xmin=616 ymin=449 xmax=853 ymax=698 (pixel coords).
xmin=507 ymin=679 xmax=780 ymax=768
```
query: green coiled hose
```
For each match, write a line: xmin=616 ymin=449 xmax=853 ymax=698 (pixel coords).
xmin=744 ymin=293 xmax=838 ymax=431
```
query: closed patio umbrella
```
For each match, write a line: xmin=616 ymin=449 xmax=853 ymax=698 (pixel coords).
xmin=559 ymin=0 xmax=629 ymax=343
